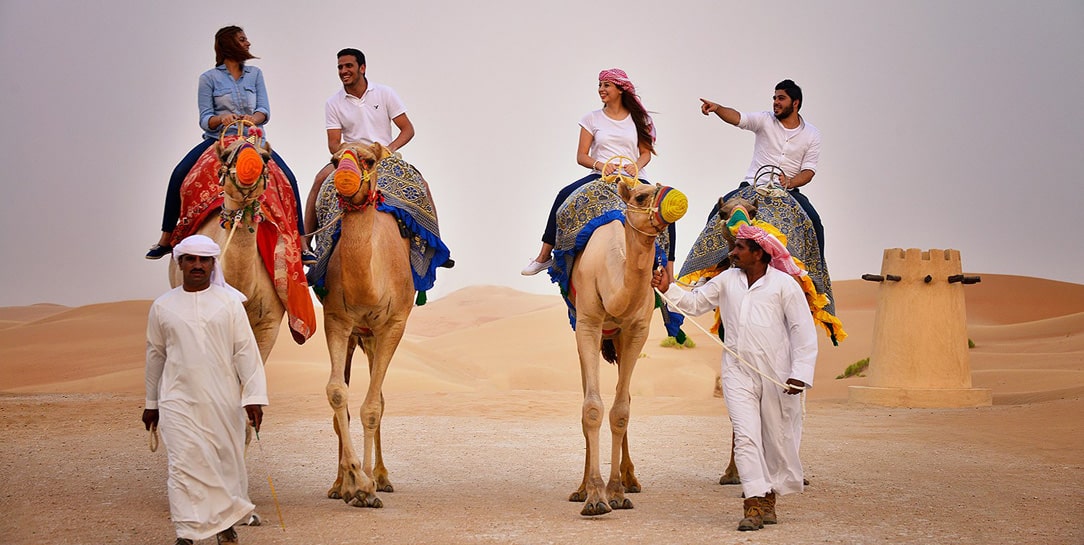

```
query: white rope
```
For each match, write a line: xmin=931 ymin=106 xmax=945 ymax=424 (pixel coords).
xmin=302 ymin=212 xmax=343 ymax=239
xmin=655 ymin=285 xmax=807 ymax=398
xmin=219 ymin=209 xmax=244 ymax=257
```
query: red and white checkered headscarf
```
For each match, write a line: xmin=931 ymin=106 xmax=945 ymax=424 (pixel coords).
xmin=736 ymin=224 xmax=803 ymax=276
xmin=598 ymin=68 xmax=656 ymax=143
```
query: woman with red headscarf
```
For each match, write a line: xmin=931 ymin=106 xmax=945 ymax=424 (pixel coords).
xmin=522 ymin=68 xmax=666 ymax=276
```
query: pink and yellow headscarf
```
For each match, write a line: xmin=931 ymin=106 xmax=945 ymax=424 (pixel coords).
xmin=736 ymin=224 xmax=803 ymax=277
xmin=598 ymin=68 xmax=656 ymax=143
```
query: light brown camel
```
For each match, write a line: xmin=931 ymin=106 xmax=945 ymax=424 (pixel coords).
xmin=566 ymin=179 xmax=687 ymax=516
xmin=167 ymin=134 xmax=285 ymax=363
xmin=321 ymin=142 xmax=414 ymax=508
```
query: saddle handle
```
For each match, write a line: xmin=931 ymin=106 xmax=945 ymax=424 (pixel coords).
xmin=219 ymin=118 xmax=260 ymax=143
xmin=600 ymin=155 xmax=640 ymax=188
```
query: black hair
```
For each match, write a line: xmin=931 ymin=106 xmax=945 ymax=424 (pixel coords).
xmin=743 ymin=238 xmax=773 ymax=264
xmin=775 ymin=79 xmax=803 ymax=111
xmin=337 ymin=48 xmax=366 ymax=67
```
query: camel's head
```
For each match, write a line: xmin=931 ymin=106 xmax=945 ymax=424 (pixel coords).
xmin=331 ymin=142 xmax=389 ymax=208
xmin=718 ymin=197 xmax=757 ymax=247
xmin=620 ymin=181 xmax=688 ymax=236
xmin=215 ymin=136 xmax=272 ymax=226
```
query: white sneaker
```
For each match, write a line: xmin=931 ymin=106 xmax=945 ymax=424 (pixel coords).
xmin=521 ymin=258 xmax=553 ymax=276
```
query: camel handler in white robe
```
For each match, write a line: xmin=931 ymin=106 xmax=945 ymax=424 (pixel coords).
xmin=651 ymin=224 xmax=817 ymax=532
xmin=142 ymin=234 xmax=268 ymax=545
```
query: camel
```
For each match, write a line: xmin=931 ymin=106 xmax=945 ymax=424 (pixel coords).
xmin=560 ymin=176 xmax=688 ymax=516
xmin=167 ymin=132 xmax=285 ymax=363
xmin=320 ymin=142 xmax=414 ymax=508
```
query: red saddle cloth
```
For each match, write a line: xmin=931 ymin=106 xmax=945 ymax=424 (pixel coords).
xmin=171 ymin=139 xmax=316 ymax=344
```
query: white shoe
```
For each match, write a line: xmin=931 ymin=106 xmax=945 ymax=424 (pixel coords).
xmin=521 ymin=258 xmax=553 ymax=276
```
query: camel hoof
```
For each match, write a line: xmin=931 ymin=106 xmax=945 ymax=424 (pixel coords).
xmin=328 ymin=489 xmax=343 ymax=499
xmin=609 ymin=497 xmax=634 ymax=510
xmin=568 ymin=491 xmax=587 ymax=502
xmin=580 ymin=501 xmax=612 ymax=516
xmin=348 ymin=494 xmax=383 ymax=508
xmin=624 ymin=483 xmax=641 ymax=494
xmin=719 ymin=474 xmax=741 ymax=485
xmin=378 ymin=483 xmax=395 ymax=493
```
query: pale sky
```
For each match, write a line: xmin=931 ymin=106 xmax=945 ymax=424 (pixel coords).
xmin=1 ymin=0 xmax=1082 ymax=307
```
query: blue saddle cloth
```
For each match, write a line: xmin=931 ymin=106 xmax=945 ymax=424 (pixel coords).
xmin=306 ymin=156 xmax=450 ymax=300
xmin=548 ymin=179 xmax=671 ymax=330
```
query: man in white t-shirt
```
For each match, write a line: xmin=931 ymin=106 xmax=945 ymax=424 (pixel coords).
xmin=303 ymin=48 xmax=415 ymax=247
xmin=699 ymin=80 xmax=825 ymax=255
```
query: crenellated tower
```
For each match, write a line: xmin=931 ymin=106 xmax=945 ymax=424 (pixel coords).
xmin=848 ymin=248 xmax=992 ymax=407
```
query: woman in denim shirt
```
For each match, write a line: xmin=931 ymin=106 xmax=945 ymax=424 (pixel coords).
xmin=146 ymin=26 xmax=308 ymax=260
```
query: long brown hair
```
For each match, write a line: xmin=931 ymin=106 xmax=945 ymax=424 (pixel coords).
xmin=621 ymin=92 xmax=655 ymax=155
xmin=214 ymin=26 xmax=256 ymax=66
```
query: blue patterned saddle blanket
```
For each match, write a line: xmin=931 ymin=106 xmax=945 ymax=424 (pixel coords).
xmin=306 ymin=156 xmax=450 ymax=297
xmin=678 ymin=184 xmax=835 ymax=316
xmin=549 ymin=179 xmax=670 ymax=329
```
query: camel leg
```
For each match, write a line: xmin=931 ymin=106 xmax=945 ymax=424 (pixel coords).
xmin=607 ymin=332 xmax=645 ymax=509
xmin=719 ymin=430 xmax=741 ymax=485
xmin=620 ymin=433 xmax=640 ymax=493
xmin=366 ymin=348 xmax=393 ymax=493
xmin=324 ymin=319 xmax=380 ymax=507
xmin=355 ymin=324 xmax=405 ymax=504
xmin=572 ymin=324 xmax=611 ymax=516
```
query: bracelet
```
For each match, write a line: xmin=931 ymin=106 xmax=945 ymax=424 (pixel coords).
xmin=593 ymin=160 xmax=600 ymax=171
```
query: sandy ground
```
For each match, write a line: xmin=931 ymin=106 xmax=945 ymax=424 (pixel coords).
xmin=1 ymin=275 xmax=1082 ymax=545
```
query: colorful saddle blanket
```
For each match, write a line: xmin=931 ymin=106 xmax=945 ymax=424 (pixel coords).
xmin=549 ymin=179 xmax=670 ymax=330
xmin=170 ymin=138 xmax=316 ymax=344
xmin=678 ymin=184 xmax=843 ymax=343
xmin=307 ymin=155 xmax=450 ymax=299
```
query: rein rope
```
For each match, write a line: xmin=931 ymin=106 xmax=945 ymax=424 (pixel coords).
xmin=654 ymin=281 xmax=808 ymax=406
xmin=599 ymin=155 xmax=668 ymax=236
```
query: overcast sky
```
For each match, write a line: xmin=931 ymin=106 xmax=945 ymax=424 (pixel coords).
xmin=1 ymin=0 xmax=1081 ymax=307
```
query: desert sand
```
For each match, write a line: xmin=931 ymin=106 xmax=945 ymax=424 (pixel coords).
xmin=1 ymin=275 xmax=1082 ymax=545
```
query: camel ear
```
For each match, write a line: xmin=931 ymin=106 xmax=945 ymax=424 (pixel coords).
xmin=370 ymin=142 xmax=391 ymax=161
xmin=716 ymin=197 xmax=728 ymax=220
xmin=617 ymin=180 xmax=633 ymax=201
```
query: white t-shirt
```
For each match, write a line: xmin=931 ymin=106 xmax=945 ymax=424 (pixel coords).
xmin=579 ymin=109 xmax=647 ymax=177
xmin=325 ymin=82 xmax=408 ymax=146
xmin=738 ymin=111 xmax=821 ymax=182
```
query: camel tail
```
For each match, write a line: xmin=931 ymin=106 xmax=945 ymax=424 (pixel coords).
xmin=601 ymin=339 xmax=617 ymax=364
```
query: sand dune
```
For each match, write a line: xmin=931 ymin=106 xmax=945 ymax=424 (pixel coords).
xmin=2 ymin=275 xmax=1081 ymax=403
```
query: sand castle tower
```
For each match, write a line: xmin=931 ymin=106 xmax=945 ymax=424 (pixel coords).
xmin=848 ymin=248 xmax=992 ymax=408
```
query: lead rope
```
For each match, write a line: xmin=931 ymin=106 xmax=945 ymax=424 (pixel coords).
xmin=653 ymin=276 xmax=807 ymax=413
xmin=220 ymin=208 xmax=244 ymax=257
xmin=253 ymin=429 xmax=287 ymax=532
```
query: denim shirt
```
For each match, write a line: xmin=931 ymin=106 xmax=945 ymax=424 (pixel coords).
xmin=198 ymin=64 xmax=271 ymax=140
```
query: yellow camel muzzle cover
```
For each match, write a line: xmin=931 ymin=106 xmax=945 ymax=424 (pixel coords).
xmin=656 ymin=187 xmax=688 ymax=224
